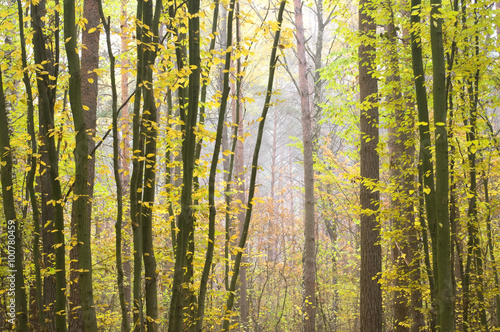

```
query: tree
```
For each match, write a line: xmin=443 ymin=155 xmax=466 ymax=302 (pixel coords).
xmin=0 ymin=67 xmax=29 ymax=331
xmin=293 ymin=0 xmax=317 ymax=330
xmin=358 ymin=0 xmax=382 ymax=329
xmin=64 ymin=0 xmax=98 ymax=329
xmin=97 ymin=0 xmax=130 ymax=329
xmin=30 ymin=1 xmax=65 ymax=329
xmin=16 ymin=0 xmax=43 ymax=327
xmin=69 ymin=0 xmax=100 ymax=329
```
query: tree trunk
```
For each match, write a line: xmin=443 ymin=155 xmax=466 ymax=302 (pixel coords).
xmin=140 ymin=1 xmax=161 ymax=330
xmin=69 ymin=0 xmax=99 ymax=329
xmin=120 ymin=0 xmax=133 ymax=323
xmin=96 ymin=2 xmax=130 ymax=330
xmin=358 ymin=0 xmax=382 ymax=329
xmin=16 ymin=0 xmax=43 ymax=327
xmin=64 ymin=0 xmax=98 ymax=330
xmin=233 ymin=18 xmax=248 ymax=325
xmin=168 ymin=0 xmax=201 ymax=329
xmin=131 ymin=1 xmax=146 ymax=329
xmin=293 ymin=0 xmax=316 ymax=330
xmin=31 ymin=1 xmax=65 ymax=329
xmin=221 ymin=2 xmax=286 ymax=330
xmin=0 ymin=68 xmax=29 ymax=331
xmin=386 ymin=18 xmax=409 ymax=329
xmin=429 ymin=0 xmax=453 ymax=328
xmin=410 ymin=0 xmax=438 ymax=327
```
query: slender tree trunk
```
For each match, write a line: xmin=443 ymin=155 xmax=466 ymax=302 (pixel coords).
xmin=358 ymin=0 xmax=382 ymax=330
xmin=462 ymin=6 xmax=487 ymax=329
xmin=198 ymin=0 xmax=237 ymax=329
xmin=31 ymin=1 xmax=64 ymax=329
xmin=0 ymin=68 xmax=29 ymax=331
xmin=386 ymin=17 xmax=409 ymax=329
xmin=120 ymin=0 xmax=132 ymax=322
xmin=97 ymin=2 xmax=130 ymax=330
xmin=293 ymin=0 xmax=316 ymax=330
xmin=139 ymin=1 xmax=161 ymax=330
xmin=484 ymin=174 xmax=500 ymax=327
xmin=16 ymin=0 xmax=43 ymax=328
xmin=233 ymin=19 xmax=248 ymax=325
xmin=221 ymin=2 xmax=286 ymax=330
xmin=410 ymin=0 xmax=438 ymax=328
xmin=131 ymin=1 xmax=146 ymax=329
xmin=168 ymin=0 xmax=201 ymax=329
xmin=385 ymin=7 xmax=424 ymax=330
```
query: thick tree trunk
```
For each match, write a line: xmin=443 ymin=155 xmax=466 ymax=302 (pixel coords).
xmin=358 ymin=0 xmax=382 ymax=330
xmin=64 ymin=0 xmax=98 ymax=330
xmin=293 ymin=0 xmax=316 ymax=331
xmin=69 ymin=0 xmax=99 ymax=329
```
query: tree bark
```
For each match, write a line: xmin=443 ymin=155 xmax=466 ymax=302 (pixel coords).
xmin=0 ymin=68 xmax=29 ymax=332
xmin=120 ymin=0 xmax=132 ymax=322
xmin=69 ymin=0 xmax=99 ymax=329
xmin=429 ymin=0 xmax=453 ymax=328
xmin=410 ymin=0 xmax=439 ymax=328
xmin=358 ymin=0 xmax=382 ymax=329
xmin=16 ymin=0 xmax=43 ymax=327
xmin=31 ymin=1 xmax=64 ymax=329
xmin=293 ymin=0 xmax=316 ymax=330
xmin=168 ymin=0 xmax=201 ymax=329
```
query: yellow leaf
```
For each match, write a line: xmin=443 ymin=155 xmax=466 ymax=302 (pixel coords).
xmin=83 ymin=105 xmax=89 ymax=111
xmin=87 ymin=78 xmax=94 ymax=84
